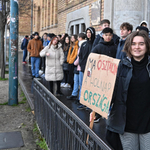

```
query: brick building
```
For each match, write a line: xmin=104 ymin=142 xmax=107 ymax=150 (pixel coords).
xmin=32 ymin=0 xmax=150 ymax=36
xmin=33 ymin=0 xmax=104 ymax=36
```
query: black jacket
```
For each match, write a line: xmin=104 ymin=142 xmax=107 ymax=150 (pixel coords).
xmin=91 ymin=38 xmax=117 ymax=58
xmin=92 ymin=33 xmax=120 ymax=50
xmin=107 ymin=56 xmax=150 ymax=134
xmin=63 ymin=46 xmax=70 ymax=71
xmin=116 ymin=39 xmax=127 ymax=59
xmin=22 ymin=38 xmax=28 ymax=50
xmin=79 ymin=27 xmax=95 ymax=72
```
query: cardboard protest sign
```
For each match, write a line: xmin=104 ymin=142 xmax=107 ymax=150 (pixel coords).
xmin=80 ymin=53 xmax=120 ymax=119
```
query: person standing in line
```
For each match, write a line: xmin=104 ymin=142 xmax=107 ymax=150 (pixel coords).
xmin=92 ymin=19 xmax=120 ymax=49
xmin=27 ymin=32 xmax=43 ymax=79
xmin=91 ymin=30 xmax=150 ymax=150
xmin=40 ymin=36 xmax=64 ymax=95
xmin=22 ymin=35 xmax=29 ymax=64
xmin=67 ymin=35 xmax=78 ymax=90
xmin=77 ymin=27 xmax=95 ymax=110
xmin=61 ymin=36 xmax=71 ymax=88
xmin=116 ymin=22 xmax=133 ymax=59
xmin=67 ymin=33 xmax=87 ymax=101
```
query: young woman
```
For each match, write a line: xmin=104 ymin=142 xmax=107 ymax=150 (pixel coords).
xmin=67 ymin=34 xmax=78 ymax=90
xmin=40 ymin=36 xmax=64 ymax=95
xmin=62 ymin=36 xmax=70 ymax=87
xmin=90 ymin=30 xmax=150 ymax=150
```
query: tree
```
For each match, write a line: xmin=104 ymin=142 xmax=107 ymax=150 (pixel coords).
xmin=0 ymin=0 xmax=10 ymax=78
xmin=0 ymin=0 xmax=33 ymax=78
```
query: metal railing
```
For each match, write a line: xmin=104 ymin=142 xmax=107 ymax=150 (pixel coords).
xmin=33 ymin=79 xmax=112 ymax=150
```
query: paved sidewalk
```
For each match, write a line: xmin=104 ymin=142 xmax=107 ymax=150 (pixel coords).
xmin=0 ymin=73 xmax=39 ymax=150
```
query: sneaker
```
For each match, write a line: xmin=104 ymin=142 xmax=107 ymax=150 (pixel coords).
xmin=39 ymin=70 xmax=43 ymax=75
xmin=77 ymin=104 xmax=86 ymax=110
xmin=74 ymin=100 xmax=80 ymax=105
xmin=66 ymin=95 xmax=77 ymax=100
xmin=22 ymin=61 xmax=26 ymax=64
xmin=60 ymin=83 xmax=65 ymax=87
xmin=32 ymin=76 xmax=35 ymax=79
xmin=64 ymin=83 xmax=71 ymax=88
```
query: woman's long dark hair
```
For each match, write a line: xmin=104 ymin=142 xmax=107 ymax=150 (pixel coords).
xmin=63 ymin=36 xmax=70 ymax=51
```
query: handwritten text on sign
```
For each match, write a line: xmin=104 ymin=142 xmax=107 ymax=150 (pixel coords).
xmin=80 ymin=54 xmax=120 ymax=119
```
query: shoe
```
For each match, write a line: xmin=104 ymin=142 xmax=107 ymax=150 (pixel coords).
xmin=77 ymin=104 xmax=86 ymax=110
xmin=32 ymin=76 xmax=35 ymax=79
xmin=39 ymin=70 xmax=43 ymax=75
xmin=60 ymin=83 xmax=65 ymax=87
xmin=22 ymin=61 xmax=26 ymax=64
xmin=63 ymin=83 xmax=71 ymax=88
xmin=56 ymin=91 xmax=63 ymax=96
xmin=66 ymin=95 xmax=77 ymax=100
xmin=94 ymin=114 xmax=101 ymax=123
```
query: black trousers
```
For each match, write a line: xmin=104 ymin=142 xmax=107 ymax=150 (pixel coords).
xmin=49 ymin=81 xmax=61 ymax=94
xmin=64 ymin=70 xmax=69 ymax=83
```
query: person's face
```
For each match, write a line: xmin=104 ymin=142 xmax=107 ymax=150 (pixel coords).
xmin=65 ymin=37 xmax=69 ymax=44
xmin=43 ymin=34 xmax=47 ymax=40
xmin=86 ymin=30 xmax=91 ymax=39
xmin=71 ymin=36 xmax=76 ymax=42
xmin=120 ymin=27 xmax=131 ymax=39
xmin=101 ymin=23 xmax=110 ymax=30
xmin=47 ymin=37 xmax=51 ymax=41
xmin=34 ymin=35 xmax=38 ymax=39
xmin=142 ymin=24 xmax=147 ymax=27
xmin=78 ymin=36 xmax=83 ymax=42
xmin=52 ymin=38 xmax=58 ymax=45
xmin=102 ymin=33 xmax=113 ymax=42
xmin=131 ymin=36 xmax=147 ymax=61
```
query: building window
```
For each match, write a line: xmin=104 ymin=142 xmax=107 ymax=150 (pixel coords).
xmin=70 ymin=23 xmax=86 ymax=35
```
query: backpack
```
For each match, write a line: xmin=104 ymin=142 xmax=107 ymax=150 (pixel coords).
xmin=21 ymin=40 xmax=24 ymax=50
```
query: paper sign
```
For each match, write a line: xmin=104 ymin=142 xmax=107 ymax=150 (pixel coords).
xmin=80 ymin=53 xmax=120 ymax=119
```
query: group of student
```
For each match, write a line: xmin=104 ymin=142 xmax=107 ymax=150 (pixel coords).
xmin=21 ymin=19 xmax=150 ymax=150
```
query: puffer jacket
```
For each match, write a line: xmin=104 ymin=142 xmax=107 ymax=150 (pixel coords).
xmin=107 ymin=56 xmax=150 ymax=134
xmin=27 ymin=38 xmax=43 ymax=57
xmin=40 ymin=43 xmax=64 ymax=81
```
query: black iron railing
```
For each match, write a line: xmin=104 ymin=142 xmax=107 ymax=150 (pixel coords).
xmin=33 ymin=79 xmax=112 ymax=150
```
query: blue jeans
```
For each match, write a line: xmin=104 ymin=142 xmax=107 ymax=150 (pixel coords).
xmin=79 ymin=71 xmax=83 ymax=100
xmin=72 ymin=73 xmax=79 ymax=96
xmin=31 ymin=57 xmax=41 ymax=77
xmin=23 ymin=48 xmax=28 ymax=62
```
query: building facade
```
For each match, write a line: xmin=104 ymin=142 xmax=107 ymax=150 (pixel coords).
xmin=33 ymin=0 xmax=150 ymax=36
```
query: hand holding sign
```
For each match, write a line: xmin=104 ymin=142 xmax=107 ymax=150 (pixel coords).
xmin=80 ymin=53 xmax=120 ymax=119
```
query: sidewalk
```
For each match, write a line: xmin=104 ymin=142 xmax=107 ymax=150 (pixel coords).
xmin=0 ymin=73 xmax=39 ymax=150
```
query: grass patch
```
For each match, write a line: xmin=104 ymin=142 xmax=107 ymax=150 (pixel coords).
xmin=0 ymin=77 xmax=8 ymax=81
xmin=26 ymin=107 xmax=31 ymax=112
xmin=19 ymin=90 xmax=27 ymax=104
xmin=0 ymin=102 xmax=8 ymax=105
xmin=33 ymin=124 xmax=48 ymax=150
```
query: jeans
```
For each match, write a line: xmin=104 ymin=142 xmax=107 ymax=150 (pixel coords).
xmin=23 ymin=49 xmax=28 ymax=62
xmin=79 ymin=71 xmax=83 ymax=100
xmin=31 ymin=57 xmax=41 ymax=77
xmin=72 ymin=73 xmax=79 ymax=96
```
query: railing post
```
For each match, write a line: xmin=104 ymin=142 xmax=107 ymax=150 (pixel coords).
xmin=8 ymin=0 xmax=18 ymax=105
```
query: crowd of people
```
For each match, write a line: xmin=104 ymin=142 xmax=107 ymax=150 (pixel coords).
xmin=21 ymin=19 xmax=150 ymax=150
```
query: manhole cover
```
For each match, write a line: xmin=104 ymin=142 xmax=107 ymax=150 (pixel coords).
xmin=0 ymin=131 xmax=24 ymax=149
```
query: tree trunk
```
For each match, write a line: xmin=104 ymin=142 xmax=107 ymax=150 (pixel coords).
xmin=0 ymin=27 xmax=5 ymax=78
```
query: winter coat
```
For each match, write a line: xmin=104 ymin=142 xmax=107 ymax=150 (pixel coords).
xmin=91 ymin=38 xmax=117 ymax=58
xmin=22 ymin=38 xmax=28 ymax=51
xmin=67 ymin=41 xmax=79 ymax=64
xmin=74 ymin=40 xmax=87 ymax=71
xmin=63 ymin=44 xmax=70 ymax=70
xmin=116 ymin=38 xmax=127 ymax=59
xmin=40 ymin=43 xmax=64 ymax=81
xmin=92 ymin=32 xmax=120 ymax=49
xmin=27 ymin=38 xmax=43 ymax=57
xmin=107 ymin=56 xmax=150 ymax=134
xmin=79 ymin=27 xmax=95 ymax=72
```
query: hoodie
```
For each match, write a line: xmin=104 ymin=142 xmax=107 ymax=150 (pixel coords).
xmin=79 ymin=27 xmax=95 ymax=72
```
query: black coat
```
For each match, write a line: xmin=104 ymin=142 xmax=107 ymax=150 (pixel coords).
xmin=107 ymin=56 xmax=150 ymax=134
xmin=91 ymin=38 xmax=117 ymax=58
xmin=92 ymin=33 xmax=120 ymax=50
xmin=63 ymin=46 xmax=69 ymax=71
xmin=79 ymin=27 xmax=95 ymax=73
